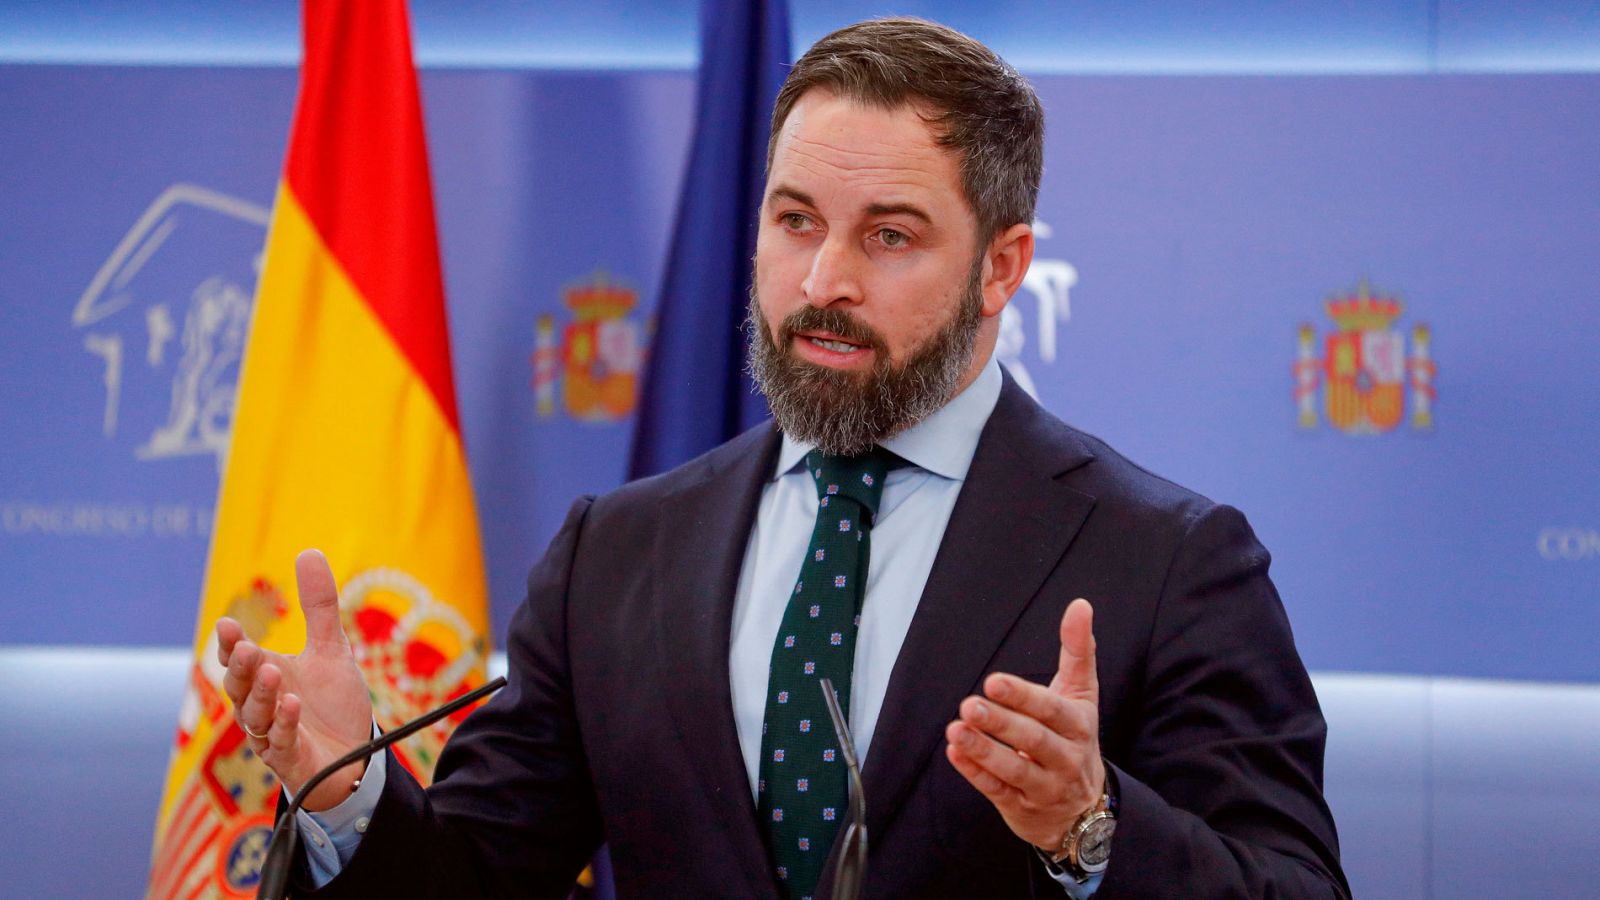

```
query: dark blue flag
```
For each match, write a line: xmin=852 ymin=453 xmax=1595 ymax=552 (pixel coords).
xmin=628 ymin=0 xmax=791 ymax=479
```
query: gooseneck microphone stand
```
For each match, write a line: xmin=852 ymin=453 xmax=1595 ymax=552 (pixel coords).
xmin=819 ymin=677 xmax=868 ymax=900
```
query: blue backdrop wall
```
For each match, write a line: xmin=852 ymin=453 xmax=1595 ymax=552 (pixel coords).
xmin=4 ymin=65 xmax=1595 ymax=680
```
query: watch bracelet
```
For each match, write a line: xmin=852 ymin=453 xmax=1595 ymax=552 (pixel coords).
xmin=1048 ymin=762 xmax=1121 ymax=871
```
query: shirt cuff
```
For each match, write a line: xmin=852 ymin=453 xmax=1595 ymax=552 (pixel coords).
xmin=286 ymin=725 xmax=388 ymax=888
xmin=1037 ymin=850 xmax=1104 ymax=898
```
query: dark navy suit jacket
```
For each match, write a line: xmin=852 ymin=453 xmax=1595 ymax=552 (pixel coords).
xmin=299 ymin=375 xmax=1348 ymax=898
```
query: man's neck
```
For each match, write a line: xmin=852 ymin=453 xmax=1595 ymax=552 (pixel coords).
xmin=947 ymin=331 xmax=998 ymax=401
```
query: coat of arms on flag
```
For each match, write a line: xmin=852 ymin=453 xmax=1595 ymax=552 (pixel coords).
xmin=1294 ymin=280 xmax=1437 ymax=434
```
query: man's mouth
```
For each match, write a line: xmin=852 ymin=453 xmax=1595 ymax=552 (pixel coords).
xmin=773 ymin=309 xmax=887 ymax=366
xmin=803 ymin=334 xmax=864 ymax=354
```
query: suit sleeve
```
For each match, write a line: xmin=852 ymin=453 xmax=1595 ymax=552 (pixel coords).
xmin=1095 ymin=503 xmax=1350 ymax=899
xmin=293 ymin=496 xmax=604 ymax=899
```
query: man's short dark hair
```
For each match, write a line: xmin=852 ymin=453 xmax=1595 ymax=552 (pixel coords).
xmin=768 ymin=17 xmax=1045 ymax=246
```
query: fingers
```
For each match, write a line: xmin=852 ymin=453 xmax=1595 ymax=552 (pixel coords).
xmin=220 ymin=638 xmax=263 ymax=710
xmin=237 ymin=661 xmax=284 ymax=745
xmin=985 ymin=673 xmax=1093 ymax=740
xmin=962 ymin=691 xmax=1061 ymax=768
xmin=268 ymin=692 xmax=302 ymax=755
xmin=944 ymin=717 xmax=1055 ymax=799
xmin=216 ymin=617 xmax=244 ymax=667
xmin=945 ymin=722 xmax=1026 ymax=805
xmin=295 ymin=549 xmax=347 ymax=649
xmin=1053 ymin=598 xmax=1098 ymax=705
xmin=971 ymin=676 xmax=1094 ymax=759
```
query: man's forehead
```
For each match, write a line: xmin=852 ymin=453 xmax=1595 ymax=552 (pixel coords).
xmin=767 ymin=91 xmax=960 ymax=210
xmin=775 ymin=89 xmax=941 ymax=151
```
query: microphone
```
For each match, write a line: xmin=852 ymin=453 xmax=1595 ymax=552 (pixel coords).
xmin=818 ymin=678 xmax=867 ymax=900
xmin=255 ymin=675 xmax=508 ymax=900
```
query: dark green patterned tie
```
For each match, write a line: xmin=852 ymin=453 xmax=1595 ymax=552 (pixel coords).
xmin=758 ymin=447 xmax=893 ymax=900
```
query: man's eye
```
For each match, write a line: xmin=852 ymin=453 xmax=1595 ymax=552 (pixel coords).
xmin=878 ymin=228 xmax=908 ymax=247
xmin=782 ymin=213 xmax=811 ymax=230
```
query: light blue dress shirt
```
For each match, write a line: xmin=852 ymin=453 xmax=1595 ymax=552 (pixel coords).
xmin=301 ymin=354 xmax=1099 ymax=895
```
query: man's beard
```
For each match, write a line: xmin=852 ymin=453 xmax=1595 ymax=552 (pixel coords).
xmin=746 ymin=262 xmax=984 ymax=457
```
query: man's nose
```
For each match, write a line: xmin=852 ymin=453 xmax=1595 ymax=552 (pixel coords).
xmin=801 ymin=234 xmax=864 ymax=308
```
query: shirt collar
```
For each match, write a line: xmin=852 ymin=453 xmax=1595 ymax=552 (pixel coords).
xmin=772 ymin=352 xmax=1003 ymax=482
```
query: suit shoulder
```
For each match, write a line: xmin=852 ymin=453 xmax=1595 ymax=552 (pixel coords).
xmin=1005 ymin=394 xmax=1231 ymax=544
xmin=1068 ymin=426 xmax=1215 ymax=514
xmin=1063 ymin=423 xmax=1271 ymax=571
xmin=991 ymin=375 xmax=1222 ymax=526
xmin=585 ymin=422 xmax=777 ymax=523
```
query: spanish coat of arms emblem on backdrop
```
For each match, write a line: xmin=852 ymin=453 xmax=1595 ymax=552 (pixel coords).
xmin=1295 ymin=281 xmax=1436 ymax=434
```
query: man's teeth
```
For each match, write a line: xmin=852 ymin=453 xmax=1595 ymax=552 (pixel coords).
xmin=808 ymin=337 xmax=860 ymax=353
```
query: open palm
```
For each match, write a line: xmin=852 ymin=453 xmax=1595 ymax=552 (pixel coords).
xmin=218 ymin=549 xmax=375 ymax=811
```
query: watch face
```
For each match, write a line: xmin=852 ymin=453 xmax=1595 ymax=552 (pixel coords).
xmin=1077 ymin=815 xmax=1116 ymax=872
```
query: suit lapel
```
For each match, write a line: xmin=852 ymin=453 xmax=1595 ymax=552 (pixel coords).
xmin=860 ymin=376 xmax=1097 ymax=841
xmin=652 ymin=425 xmax=782 ymax=897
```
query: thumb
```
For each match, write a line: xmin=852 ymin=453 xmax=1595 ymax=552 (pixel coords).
xmin=295 ymin=548 xmax=348 ymax=649
xmin=1051 ymin=598 xmax=1098 ymax=705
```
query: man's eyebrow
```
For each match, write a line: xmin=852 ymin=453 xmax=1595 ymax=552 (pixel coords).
xmin=864 ymin=202 xmax=932 ymax=224
xmin=767 ymin=186 xmax=816 ymax=208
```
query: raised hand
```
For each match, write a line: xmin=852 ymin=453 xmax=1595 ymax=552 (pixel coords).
xmin=217 ymin=549 xmax=375 ymax=811
xmin=944 ymin=597 xmax=1106 ymax=853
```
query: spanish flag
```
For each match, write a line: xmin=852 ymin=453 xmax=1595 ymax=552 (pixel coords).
xmin=147 ymin=3 xmax=488 ymax=896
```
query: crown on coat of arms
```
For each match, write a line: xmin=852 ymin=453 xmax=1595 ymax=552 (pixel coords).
xmin=340 ymin=567 xmax=485 ymax=781
xmin=563 ymin=274 xmax=637 ymax=321
xmin=1325 ymin=281 xmax=1402 ymax=332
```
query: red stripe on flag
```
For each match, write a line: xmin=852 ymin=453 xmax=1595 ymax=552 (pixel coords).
xmin=165 ymin=828 xmax=220 ymax=900
xmin=179 ymin=860 xmax=221 ymax=900
xmin=150 ymin=787 xmax=208 ymax=890
xmin=284 ymin=0 xmax=460 ymax=431
xmin=153 ymin=821 xmax=221 ymax=899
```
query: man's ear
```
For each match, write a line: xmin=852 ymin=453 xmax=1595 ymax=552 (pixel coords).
xmin=979 ymin=223 xmax=1035 ymax=319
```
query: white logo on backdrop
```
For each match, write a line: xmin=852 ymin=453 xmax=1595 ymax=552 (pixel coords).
xmin=997 ymin=219 xmax=1078 ymax=399
xmin=73 ymin=184 xmax=269 ymax=476
xmin=1538 ymin=528 xmax=1600 ymax=561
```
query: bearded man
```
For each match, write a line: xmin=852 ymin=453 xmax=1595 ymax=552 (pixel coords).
xmin=219 ymin=18 xmax=1348 ymax=899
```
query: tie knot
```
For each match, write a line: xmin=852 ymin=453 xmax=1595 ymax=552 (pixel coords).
xmin=805 ymin=447 xmax=897 ymax=518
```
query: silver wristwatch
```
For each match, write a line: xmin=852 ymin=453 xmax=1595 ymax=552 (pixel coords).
xmin=1041 ymin=777 xmax=1118 ymax=882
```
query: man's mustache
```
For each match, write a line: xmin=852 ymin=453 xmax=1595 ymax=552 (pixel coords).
xmin=776 ymin=306 xmax=889 ymax=356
